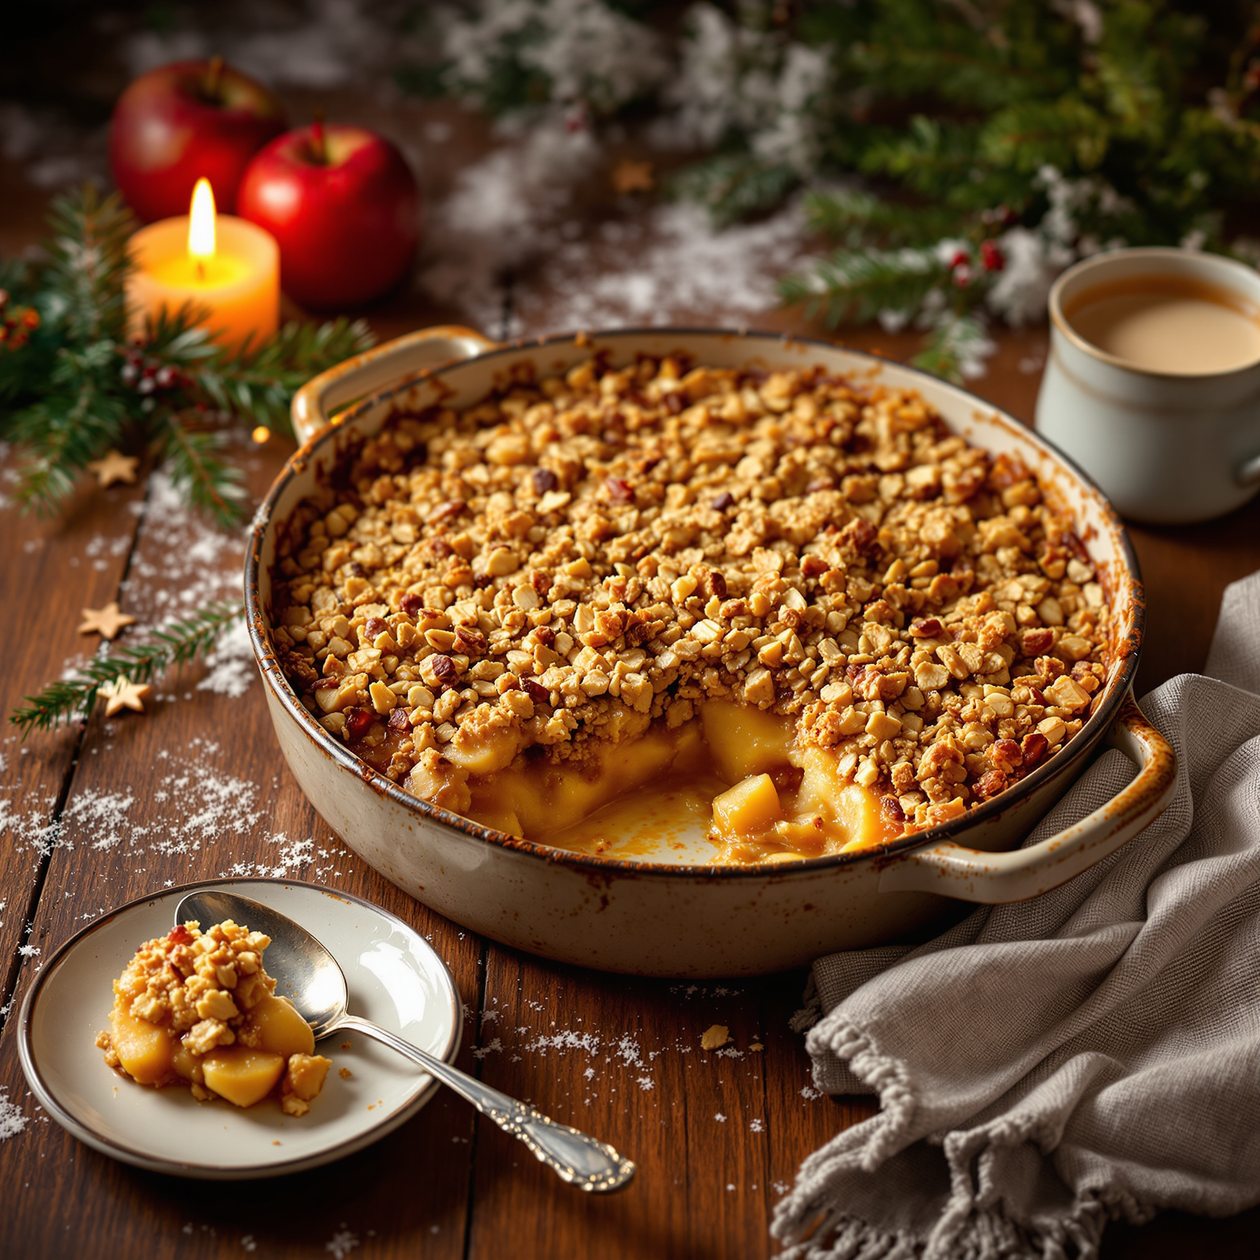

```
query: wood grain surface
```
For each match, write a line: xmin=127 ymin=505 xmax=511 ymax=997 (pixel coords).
xmin=2 ymin=96 xmax=1259 ymax=1260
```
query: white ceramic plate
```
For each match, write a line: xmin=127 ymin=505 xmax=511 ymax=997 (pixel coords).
xmin=17 ymin=878 xmax=462 ymax=1179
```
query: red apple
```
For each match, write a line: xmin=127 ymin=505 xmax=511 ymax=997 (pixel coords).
xmin=110 ymin=58 xmax=287 ymax=222
xmin=237 ymin=122 xmax=420 ymax=310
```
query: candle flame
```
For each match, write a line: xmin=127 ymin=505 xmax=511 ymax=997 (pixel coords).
xmin=188 ymin=179 xmax=216 ymax=262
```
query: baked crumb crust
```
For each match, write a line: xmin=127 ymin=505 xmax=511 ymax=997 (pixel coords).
xmin=271 ymin=355 xmax=1111 ymax=833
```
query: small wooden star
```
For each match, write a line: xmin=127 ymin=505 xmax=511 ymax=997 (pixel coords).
xmin=611 ymin=158 xmax=655 ymax=195
xmin=86 ymin=450 xmax=139 ymax=488
xmin=100 ymin=676 xmax=152 ymax=718
xmin=78 ymin=602 xmax=136 ymax=641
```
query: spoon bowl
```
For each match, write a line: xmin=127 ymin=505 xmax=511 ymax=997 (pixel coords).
xmin=175 ymin=888 xmax=636 ymax=1192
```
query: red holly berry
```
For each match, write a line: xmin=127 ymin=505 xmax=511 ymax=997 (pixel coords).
xmin=949 ymin=249 xmax=970 ymax=270
xmin=981 ymin=241 xmax=1005 ymax=272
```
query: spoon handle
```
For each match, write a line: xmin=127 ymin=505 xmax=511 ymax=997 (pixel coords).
xmin=335 ymin=1014 xmax=635 ymax=1193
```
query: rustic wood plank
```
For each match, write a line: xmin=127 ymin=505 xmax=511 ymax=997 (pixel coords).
xmin=0 ymin=452 xmax=146 ymax=1014
xmin=462 ymin=954 xmax=876 ymax=1260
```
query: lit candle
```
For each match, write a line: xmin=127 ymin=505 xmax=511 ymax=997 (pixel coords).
xmin=126 ymin=178 xmax=279 ymax=352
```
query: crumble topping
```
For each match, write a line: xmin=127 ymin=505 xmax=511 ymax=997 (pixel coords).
xmin=98 ymin=919 xmax=331 ymax=1112
xmin=270 ymin=354 xmax=1111 ymax=833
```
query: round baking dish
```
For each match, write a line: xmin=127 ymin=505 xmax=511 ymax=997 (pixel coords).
xmin=247 ymin=327 xmax=1176 ymax=977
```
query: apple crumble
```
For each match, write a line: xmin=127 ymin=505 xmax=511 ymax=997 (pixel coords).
xmin=96 ymin=920 xmax=331 ymax=1115
xmin=269 ymin=354 xmax=1111 ymax=861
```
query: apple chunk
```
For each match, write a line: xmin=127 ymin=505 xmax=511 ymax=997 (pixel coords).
xmin=700 ymin=701 xmax=794 ymax=782
xmin=242 ymin=994 xmax=315 ymax=1057
xmin=109 ymin=1002 xmax=176 ymax=1086
xmin=712 ymin=774 xmax=782 ymax=835
xmin=202 ymin=1047 xmax=287 ymax=1108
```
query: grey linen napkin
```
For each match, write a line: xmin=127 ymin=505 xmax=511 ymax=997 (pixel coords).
xmin=772 ymin=571 xmax=1260 ymax=1260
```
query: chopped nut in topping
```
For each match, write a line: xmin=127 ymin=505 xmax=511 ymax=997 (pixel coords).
xmin=270 ymin=357 xmax=1111 ymax=860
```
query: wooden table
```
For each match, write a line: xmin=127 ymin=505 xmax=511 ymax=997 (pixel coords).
xmin=2 ymin=91 xmax=1259 ymax=1260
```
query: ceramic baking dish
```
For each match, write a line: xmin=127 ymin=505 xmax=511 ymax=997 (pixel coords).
xmin=245 ymin=327 xmax=1176 ymax=977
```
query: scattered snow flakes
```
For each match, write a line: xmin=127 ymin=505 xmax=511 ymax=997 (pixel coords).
xmin=714 ymin=1112 xmax=727 ymax=1123
xmin=615 ymin=1034 xmax=643 ymax=1068
xmin=16 ymin=944 xmax=38 ymax=958
xmin=583 ymin=1066 xmax=596 ymax=1080
xmin=636 ymin=1076 xmax=655 ymax=1091
xmin=196 ymin=619 xmax=256 ymax=698
xmin=726 ymin=1183 xmax=736 ymax=1191
xmin=325 ymin=1226 xmax=361 ymax=1259
xmin=527 ymin=1029 xmax=602 ymax=1057
xmin=0 ymin=1088 xmax=29 ymax=1141
xmin=0 ymin=737 xmax=337 ymax=890
xmin=800 ymin=1085 xmax=823 ymax=1101
xmin=472 ymin=1038 xmax=503 ymax=1060
xmin=241 ymin=1237 xmax=257 ymax=1253
xmin=773 ymin=1180 xmax=791 ymax=1196
xmin=749 ymin=1118 xmax=765 ymax=1133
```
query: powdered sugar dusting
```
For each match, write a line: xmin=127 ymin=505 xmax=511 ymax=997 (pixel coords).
xmin=0 ymin=736 xmax=348 ymax=925
xmin=420 ymin=137 xmax=812 ymax=335
xmin=125 ymin=470 xmax=242 ymax=628
xmin=0 ymin=1088 xmax=28 ymax=1142
xmin=196 ymin=619 xmax=256 ymax=699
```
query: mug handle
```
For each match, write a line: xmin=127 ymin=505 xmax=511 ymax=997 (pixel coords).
xmin=878 ymin=691 xmax=1176 ymax=903
xmin=1237 ymin=450 xmax=1260 ymax=487
xmin=290 ymin=324 xmax=498 ymax=447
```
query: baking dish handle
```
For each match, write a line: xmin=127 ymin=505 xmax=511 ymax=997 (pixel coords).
xmin=878 ymin=691 xmax=1176 ymax=903
xmin=291 ymin=324 xmax=498 ymax=447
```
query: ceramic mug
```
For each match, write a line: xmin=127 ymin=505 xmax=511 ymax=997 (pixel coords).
xmin=1036 ymin=247 xmax=1260 ymax=524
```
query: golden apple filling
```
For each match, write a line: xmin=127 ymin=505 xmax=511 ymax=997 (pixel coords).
xmin=96 ymin=920 xmax=331 ymax=1115
xmin=270 ymin=355 xmax=1111 ymax=863
xmin=433 ymin=701 xmax=902 ymax=862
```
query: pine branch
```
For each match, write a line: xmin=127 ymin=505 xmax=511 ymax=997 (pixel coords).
xmin=156 ymin=411 xmax=248 ymax=529
xmin=8 ymin=601 xmax=244 ymax=738
xmin=802 ymin=189 xmax=962 ymax=248
xmin=670 ymin=156 xmax=799 ymax=228
xmin=156 ymin=313 xmax=375 ymax=437
xmin=207 ymin=317 xmax=375 ymax=435
xmin=9 ymin=371 xmax=129 ymax=515
xmin=778 ymin=246 xmax=951 ymax=327
xmin=910 ymin=312 xmax=994 ymax=385
xmin=42 ymin=184 xmax=136 ymax=343
xmin=979 ymin=97 xmax=1108 ymax=174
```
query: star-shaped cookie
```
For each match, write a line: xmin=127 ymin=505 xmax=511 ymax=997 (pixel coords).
xmin=86 ymin=450 xmax=139 ymax=488
xmin=78 ymin=602 xmax=136 ymax=641
xmin=99 ymin=676 xmax=151 ymax=718
xmin=610 ymin=158 xmax=655 ymax=195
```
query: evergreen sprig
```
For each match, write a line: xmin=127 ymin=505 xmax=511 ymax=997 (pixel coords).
xmin=0 ymin=186 xmax=376 ymax=527
xmin=8 ymin=601 xmax=244 ymax=737
xmin=910 ymin=313 xmax=992 ymax=383
xmin=777 ymin=246 xmax=951 ymax=329
xmin=800 ymin=189 xmax=961 ymax=250
xmin=668 ymin=156 xmax=799 ymax=229
xmin=194 ymin=315 xmax=375 ymax=437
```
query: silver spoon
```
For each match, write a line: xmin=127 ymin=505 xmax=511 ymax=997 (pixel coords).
xmin=174 ymin=889 xmax=635 ymax=1193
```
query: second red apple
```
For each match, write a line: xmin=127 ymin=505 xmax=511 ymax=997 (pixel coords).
xmin=238 ymin=123 xmax=420 ymax=310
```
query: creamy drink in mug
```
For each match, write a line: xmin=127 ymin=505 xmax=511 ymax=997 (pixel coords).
xmin=1036 ymin=247 xmax=1260 ymax=523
